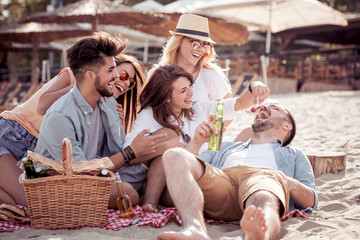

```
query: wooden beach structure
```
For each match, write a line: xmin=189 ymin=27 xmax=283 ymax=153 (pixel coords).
xmin=221 ymin=13 xmax=360 ymax=94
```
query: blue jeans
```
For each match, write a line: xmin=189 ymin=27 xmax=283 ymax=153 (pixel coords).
xmin=0 ymin=117 xmax=37 ymax=161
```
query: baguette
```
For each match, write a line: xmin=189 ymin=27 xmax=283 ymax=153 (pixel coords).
xmin=0 ymin=212 xmax=13 ymax=222
xmin=0 ymin=203 xmax=29 ymax=221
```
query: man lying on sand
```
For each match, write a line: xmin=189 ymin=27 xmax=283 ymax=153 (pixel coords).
xmin=157 ymin=103 xmax=318 ymax=240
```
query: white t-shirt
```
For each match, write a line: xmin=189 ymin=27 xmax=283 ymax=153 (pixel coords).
xmin=147 ymin=67 xmax=231 ymax=102
xmin=124 ymin=98 xmax=238 ymax=154
xmin=221 ymin=143 xmax=277 ymax=170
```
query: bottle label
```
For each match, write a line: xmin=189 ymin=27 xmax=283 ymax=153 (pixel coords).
xmin=208 ymin=118 xmax=224 ymax=151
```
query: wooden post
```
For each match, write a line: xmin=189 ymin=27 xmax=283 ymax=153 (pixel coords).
xmin=31 ymin=43 xmax=39 ymax=85
xmin=12 ymin=52 xmax=18 ymax=83
xmin=307 ymin=152 xmax=346 ymax=178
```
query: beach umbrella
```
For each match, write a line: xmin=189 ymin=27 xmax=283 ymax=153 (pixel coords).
xmin=133 ymin=12 xmax=249 ymax=45
xmin=20 ymin=0 xmax=170 ymax=65
xmin=152 ymin=1 xmax=249 ymax=45
xmin=163 ymin=0 xmax=347 ymax=54
xmin=22 ymin=0 xmax=248 ymax=45
xmin=0 ymin=22 xmax=91 ymax=84
xmin=21 ymin=0 xmax=165 ymax=32
xmin=193 ymin=0 xmax=348 ymax=59
xmin=133 ymin=0 xmax=164 ymax=11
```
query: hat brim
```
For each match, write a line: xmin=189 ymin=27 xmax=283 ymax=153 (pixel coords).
xmin=169 ymin=31 xmax=216 ymax=44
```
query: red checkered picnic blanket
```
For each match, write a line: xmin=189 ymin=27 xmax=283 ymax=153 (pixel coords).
xmin=0 ymin=205 xmax=306 ymax=232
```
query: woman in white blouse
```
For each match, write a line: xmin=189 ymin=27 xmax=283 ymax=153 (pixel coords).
xmin=125 ymin=64 xmax=269 ymax=212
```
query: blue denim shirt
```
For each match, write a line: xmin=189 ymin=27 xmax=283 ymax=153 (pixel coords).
xmin=35 ymin=84 xmax=125 ymax=162
xmin=197 ymin=139 xmax=318 ymax=213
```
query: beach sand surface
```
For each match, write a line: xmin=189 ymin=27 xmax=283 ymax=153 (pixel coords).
xmin=1 ymin=91 xmax=359 ymax=240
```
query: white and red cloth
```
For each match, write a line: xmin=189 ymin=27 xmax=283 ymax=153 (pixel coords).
xmin=0 ymin=205 xmax=307 ymax=232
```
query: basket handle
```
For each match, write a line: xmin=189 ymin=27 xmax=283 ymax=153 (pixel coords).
xmin=62 ymin=138 xmax=73 ymax=177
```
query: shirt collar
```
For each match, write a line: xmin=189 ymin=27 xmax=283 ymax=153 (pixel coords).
xmin=72 ymin=84 xmax=94 ymax=115
xmin=247 ymin=138 xmax=283 ymax=147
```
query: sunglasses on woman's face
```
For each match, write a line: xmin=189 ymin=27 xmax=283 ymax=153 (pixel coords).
xmin=184 ymin=37 xmax=212 ymax=53
xmin=119 ymin=71 xmax=136 ymax=90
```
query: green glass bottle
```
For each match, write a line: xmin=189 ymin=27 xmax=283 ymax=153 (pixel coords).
xmin=208 ymin=101 xmax=224 ymax=151
xmin=21 ymin=157 xmax=36 ymax=179
xmin=35 ymin=166 xmax=49 ymax=178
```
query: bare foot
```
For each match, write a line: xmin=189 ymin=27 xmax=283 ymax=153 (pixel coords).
xmin=240 ymin=205 xmax=269 ymax=240
xmin=156 ymin=225 xmax=210 ymax=240
xmin=142 ymin=203 xmax=159 ymax=213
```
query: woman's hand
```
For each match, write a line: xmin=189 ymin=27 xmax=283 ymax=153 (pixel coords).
xmin=235 ymin=81 xmax=270 ymax=111
xmin=185 ymin=114 xmax=220 ymax=154
xmin=250 ymin=81 xmax=270 ymax=105
xmin=194 ymin=114 xmax=219 ymax=146
xmin=116 ymin=103 xmax=125 ymax=121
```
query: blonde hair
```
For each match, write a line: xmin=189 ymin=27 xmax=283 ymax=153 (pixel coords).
xmin=158 ymin=35 xmax=231 ymax=90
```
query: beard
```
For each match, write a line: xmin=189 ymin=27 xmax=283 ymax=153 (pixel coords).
xmin=252 ymin=117 xmax=284 ymax=133
xmin=94 ymin=75 xmax=113 ymax=97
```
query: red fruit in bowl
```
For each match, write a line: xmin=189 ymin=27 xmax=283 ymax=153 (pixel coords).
xmin=251 ymin=107 xmax=256 ymax=112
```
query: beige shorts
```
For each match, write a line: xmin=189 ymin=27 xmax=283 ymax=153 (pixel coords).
xmin=197 ymin=159 xmax=290 ymax=221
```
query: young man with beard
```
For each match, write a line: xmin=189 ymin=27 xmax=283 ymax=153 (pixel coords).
xmin=157 ymin=104 xmax=318 ymax=240
xmin=35 ymin=32 xmax=166 ymax=206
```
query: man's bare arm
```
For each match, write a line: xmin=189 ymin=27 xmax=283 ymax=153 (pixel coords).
xmin=286 ymin=176 xmax=315 ymax=209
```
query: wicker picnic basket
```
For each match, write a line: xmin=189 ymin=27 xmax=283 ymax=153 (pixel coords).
xmin=21 ymin=138 xmax=115 ymax=229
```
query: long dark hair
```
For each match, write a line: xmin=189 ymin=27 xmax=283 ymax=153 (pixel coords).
xmin=140 ymin=64 xmax=195 ymax=136
xmin=115 ymin=54 xmax=146 ymax=134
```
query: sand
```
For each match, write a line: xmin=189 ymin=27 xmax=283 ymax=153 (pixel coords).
xmin=1 ymin=90 xmax=359 ymax=240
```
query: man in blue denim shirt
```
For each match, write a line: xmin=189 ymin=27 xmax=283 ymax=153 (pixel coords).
xmin=157 ymin=104 xmax=317 ymax=240
xmin=35 ymin=32 xmax=166 ymax=207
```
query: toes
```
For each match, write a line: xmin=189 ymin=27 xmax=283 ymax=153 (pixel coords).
xmin=243 ymin=205 xmax=257 ymax=220
xmin=142 ymin=204 xmax=158 ymax=213
xmin=254 ymin=207 xmax=265 ymax=221
xmin=253 ymin=207 xmax=268 ymax=231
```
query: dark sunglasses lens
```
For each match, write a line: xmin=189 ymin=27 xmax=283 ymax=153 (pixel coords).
xmin=128 ymin=79 xmax=136 ymax=89
xmin=119 ymin=72 xmax=129 ymax=81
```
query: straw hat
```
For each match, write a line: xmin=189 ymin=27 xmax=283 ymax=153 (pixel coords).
xmin=169 ymin=14 xmax=216 ymax=44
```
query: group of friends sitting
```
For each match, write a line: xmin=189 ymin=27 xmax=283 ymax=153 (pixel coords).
xmin=0 ymin=14 xmax=317 ymax=240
